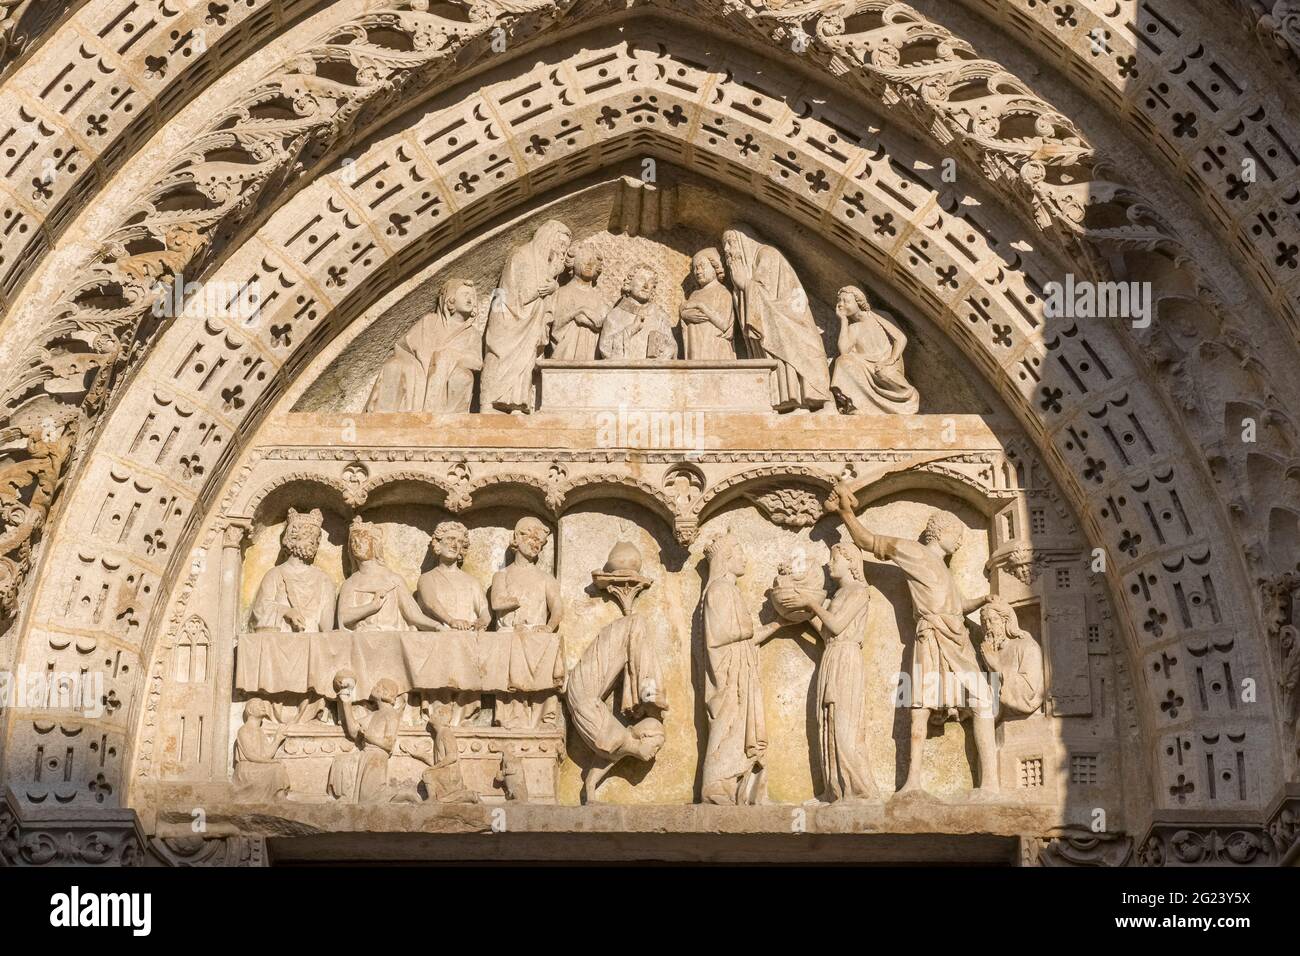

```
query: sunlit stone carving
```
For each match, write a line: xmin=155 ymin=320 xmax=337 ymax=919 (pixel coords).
xmin=251 ymin=509 xmax=336 ymax=633
xmin=699 ymin=533 xmax=786 ymax=805
xmin=831 ymin=286 xmax=919 ymax=416
xmin=338 ymin=517 xmax=441 ymax=632
xmin=481 ymin=220 xmax=571 ymax=413
xmin=597 ymin=263 xmax=677 ymax=360
xmin=680 ymin=247 xmax=737 ymax=360
xmin=722 ymin=224 xmax=831 ymax=412
xmin=549 ymin=240 xmax=609 ymax=361
xmin=565 ymin=542 xmax=668 ymax=801
xmin=366 ymin=278 xmax=483 ymax=413
xmin=827 ymin=483 xmax=999 ymax=797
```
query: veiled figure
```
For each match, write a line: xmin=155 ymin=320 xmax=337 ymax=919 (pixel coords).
xmin=365 ymin=278 xmax=483 ymax=413
xmin=481 ymin=220 xmax=572 ymax=412
xmin=699 ymin=534 xmax=784 ymax=805
xmin=721 ymin=224 xmax=831 ymax=411
xmin=797 ymin=541 xmax=880 ymax=803
xmin=830 ymin=286 xmax=920 ymax=415
xmin=232 ymin=699 xmax=290 ymax=802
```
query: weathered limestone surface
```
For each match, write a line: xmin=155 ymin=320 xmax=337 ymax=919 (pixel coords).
xmin=1 ymin=0 xmax=1299 ymax=866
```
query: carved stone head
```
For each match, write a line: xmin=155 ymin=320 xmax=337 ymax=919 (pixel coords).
xmin=705 ymin=532 xmax=747 ymax=577
xmin=348 ymin=516 xmax=385 ymax=564
xmin=920 ymin=510 xmax=965 ymax=555
xmin=837 ymin=285 xmax=870 ymax=320
xmin=437 ymin=278 xmax=477 ymax=322
xmin=980 ymin=599 xmax=1025 ymax=649
xmin=244 ymin=698 xmax=273 ymax=723
xmin=829 ymin=540 xmax=866 ymax=583
xmin=567 ymin=240 xmax=603 ymax=282
xmin=511 ymin=516 xmax=550 ymax=560
xmin=370 ymin=677 xmax=399 ymax=706
xmin=282 ymin=508 xmax=324 ymax=562
xmin=534 ymin=219 xmax=572 ymax=276
xmin=431 ymin=520 xmax=470 ymax=565
xmin=621 ymin=263 xmax=657 ymax=303
xmin=692 ymin=247 xmax=724 ymax=287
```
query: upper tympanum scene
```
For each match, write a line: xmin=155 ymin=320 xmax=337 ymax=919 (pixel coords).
xmin=352 ymin=215 xmax=920 ymax=417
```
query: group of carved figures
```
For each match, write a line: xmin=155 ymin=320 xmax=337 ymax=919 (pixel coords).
xmin=234 ymin=483 xmax=1045 ymax=806
xmin=366 ymin=220 xmax=920 ymax=416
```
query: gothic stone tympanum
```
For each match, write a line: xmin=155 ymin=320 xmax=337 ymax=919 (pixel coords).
xmin=1 ymin=0 xmax=1297 ymax=867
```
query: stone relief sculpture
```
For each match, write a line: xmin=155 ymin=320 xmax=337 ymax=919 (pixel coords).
xmin=366 ymin=278 xmax=483 ymax=413
xmin=416 ymin=520 xmax=490 ymax=631
xmin=789 ymin=541 xmax=881 ymax=804
xmin=830 ymin=286 xmax=920 ymax=416
xmin=417 ymin=520 xmax=489 ymax=724
xmin=978 ymin=600 xmax=1045 ymax=717
xmin=679 ymin=247 xmax=737 ymax=360
xmin=597 ymin=263 xmax=678 ymax=360
xmin=549 ymin=240 xmax=608 ymax=360
xmin=565 ymin=542 xmax=669 ymax=802
xmin=404 ymin=717 xmax=479 ymax=805
xmin=699 ymin=532 xmax=786 ymax=805
xmin=491 ymin=516 xmax=565 ymax=728
xmin=826 ymin=483 xmax=998 ymax=797
xmin=481 ymin=219 xmax=571 ymax=413
xmin=232 ymin=699 xmax=291 ymax=803
xmin=250 ymin=508 xmax=336 ymax=632
xmin=338 ymin=517 xmax=442 ymax=632
xmin=359 ymin=224 xmax=925 ymax=417
xmin=328 ymin=673 xmax=415 ymax=804
xmin=722 ymin=224 xmax=832 ymax=412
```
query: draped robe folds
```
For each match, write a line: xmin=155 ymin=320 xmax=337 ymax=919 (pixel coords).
xmin=417 ymin=565 xmax=488 ymax=627
xmin=681 ymin=281 xmax=736 ymax=360
xmin=565 ymin=613 xmax=666 ymax=759
xmin=701 ymin=579 xmax=767 ymax=802
xmin=328 ymin=705 xmax=399 ymax=803
xmin=872 ymin=536 xmax=992 ymax=714
xmin=598 ymin=301 xmax=676 ymax=360
xmin=365 ymin=309 xmax=482 ymax=412
xmin=232 ymin=723 xmax=290 ymax=802
xmin=831 ymin=317 xmax=919 ymax=415
xmin=338 ymin=567 xmax=414 ymax=632
xmin=481 ymin=223 xmax=567 ymax=411
xmin=251 ymin=561 xmax=336 ymax=632
xmin=549 ymin=280 xmax=607 ymax=360
xmin=816 ymin=587 xmax=878 ymax=801
xmin=728 ymin=232 xmax=831 ymax=409
xmin=986 ymin=634 xmax=1045 ymax=716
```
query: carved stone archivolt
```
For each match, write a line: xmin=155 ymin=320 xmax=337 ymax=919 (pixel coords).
xmin=1 ymin=0 xmax=1298 ymax=865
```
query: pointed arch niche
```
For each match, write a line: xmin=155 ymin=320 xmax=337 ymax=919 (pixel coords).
xmin=3 ymin=16 xmax=1276 ymax=865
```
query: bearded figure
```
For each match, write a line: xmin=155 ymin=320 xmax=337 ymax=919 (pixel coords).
xmin=251 ymin=508 xmax=336 ymax=632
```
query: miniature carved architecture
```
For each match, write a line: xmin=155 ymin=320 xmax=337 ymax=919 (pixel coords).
xmin=2 ymin=0 xmax=1300 ymax=866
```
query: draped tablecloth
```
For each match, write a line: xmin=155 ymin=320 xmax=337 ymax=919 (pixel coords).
xmin=235 ymin=629 xmax=562 ymax=699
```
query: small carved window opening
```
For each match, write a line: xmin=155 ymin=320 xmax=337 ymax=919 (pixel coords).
xmin=1019 ymin=756 xmax=1044 ymax=788
xmin=1070 ymin=754 xmax=1099 ymax=786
